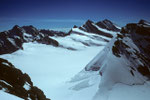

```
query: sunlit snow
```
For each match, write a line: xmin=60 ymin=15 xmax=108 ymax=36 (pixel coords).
xmin=0 ymin=91 xmax=23 ymax=100
xmin=0 ymin=42 xmax=104 ymax=100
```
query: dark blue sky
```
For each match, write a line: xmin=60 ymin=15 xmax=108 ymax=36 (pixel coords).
xmin=0 ymin=0 xmax=150 ymax=30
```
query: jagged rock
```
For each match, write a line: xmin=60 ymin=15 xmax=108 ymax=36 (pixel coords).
xmin=78 ymin=19 xmax=115 ymax=38
xmin=96 ymin=19 xmax=120 ymax=32
xmin=36 ymin=36 xmax=59 ymax=47
xmin=0 ymin=30 xmax=24 ymax=55
xmin=120 ymin=20 xmax=150 ymax=77
xmin=9 ymin=25 xmax=24 ymax=39
xmin=73 ymin=25 xmax=78 ymax=28
xmin=138 ymin=19 xmax=150 ymax=26
xmin=0 ymin=58 xmax=50 ymax=100
xmin=22 ymin=25 xmax=39 ymax=37
xmin=40 ymin=30 xmax=55 ymax=36
xmin=0 ymin=25 xmax=66 ymax=55
xmin=40 ymin=29 xmax=68 ymax=37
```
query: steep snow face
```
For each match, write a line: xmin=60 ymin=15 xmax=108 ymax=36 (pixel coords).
xmin=73 ymin=20 xmax=150 ymax=100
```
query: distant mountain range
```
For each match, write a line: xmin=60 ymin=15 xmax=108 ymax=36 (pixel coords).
xmin=0 ymin=19 xmax=120 ymax=55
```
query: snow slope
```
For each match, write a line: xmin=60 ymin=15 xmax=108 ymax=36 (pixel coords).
xmin=0 ymin=91 xmax=23 ymax=100
xmin=0 ymin=42 xmax=104 ymax=100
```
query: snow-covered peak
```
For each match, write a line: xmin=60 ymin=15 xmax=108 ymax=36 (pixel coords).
xmin=71 ymin=19 xmax=120 ymax=38
xmin=72 ymin=20 xmax=150 ymax=100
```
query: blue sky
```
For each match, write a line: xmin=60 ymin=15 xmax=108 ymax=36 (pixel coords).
xmin=0 ymin=0 xmax=150 ymax=31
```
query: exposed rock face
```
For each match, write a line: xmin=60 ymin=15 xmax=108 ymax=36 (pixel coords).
xmin=78 ymin=19 xmax=120 ymax=38
xmin=0 ymin=26 xmax=24 ymax=55
xmin=39 ymin=29 xmax=68 ymax=37
xmin=37 ymin=36 xmax=59 ymax=46
xmin=119 ymin=19 xmax=150 ymax=77
xmin=138 ymin=19 xmax=150 ymax=25
xmin=0 ymin=25 xmax=64 ymax=55
xmin=22 ymin=25 xmax=39 ymax=37
xmin=0 ymin=58 xmax=50 ymax=100
xmin=96 ymin=19 xmax=120 ymax=32
xmin=80 ymin=20 xmax=113 ymax=38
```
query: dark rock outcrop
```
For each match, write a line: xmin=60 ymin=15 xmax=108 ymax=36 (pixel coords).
xmin=36 ymin=36 xmax=59 ymax=46
xmin=0 ymin=25 xmax=67 ymax=55
xmin=0 ymin=58 xmax=50 ymax=100
xmin=0 ymin=27 xmax=24 ymax=55
xmin=73 ymin=25 xmax=78 ymax=28
xmin=96 ymin=19 xmax=120 ymax=32
xmin=82 ymin=20 xmax=113 ymax=38
xmin=76 ymin=19 xmax=120 ymax=38
xmin=22 ymin=25 xmax=40 ymax=37
xmin=138 ymin=19 xmax=150 ymax=26
xmin=40 ymin=29 xmax=68 ymax=37
xmin=119 ymin=20 xmax=150 ymax=78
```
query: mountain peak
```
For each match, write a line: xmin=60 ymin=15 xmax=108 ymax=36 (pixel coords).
xmin=96 ymin=19 xmax=120 ymax=31
xmin=12 ymin=25 xmax=20 ymax=30
xmin=138 ymin=19 xmax=150 ymax=26
xmin=11 ymin=25 xmax=24 ymax=34
xmin=102 ymin=19 xmax=112 ymax=23
xmin=86 ymin=19 xmax=94 ymax=24
xmin=73 ymin=25 xmax=78 ymax=28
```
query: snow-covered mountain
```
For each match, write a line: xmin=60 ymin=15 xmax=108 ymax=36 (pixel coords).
xmin=71 ymin=19 xmax=150 ymax=100
xmin=0 ymin=19 xmax=119 ymax=54
xmin=52 ymin=19 xmax=120 ymax=50
xmin=71 ymin=19 xmax=120 ymax=38
xmin=0 ymin=25 xmax=62 ymax=55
